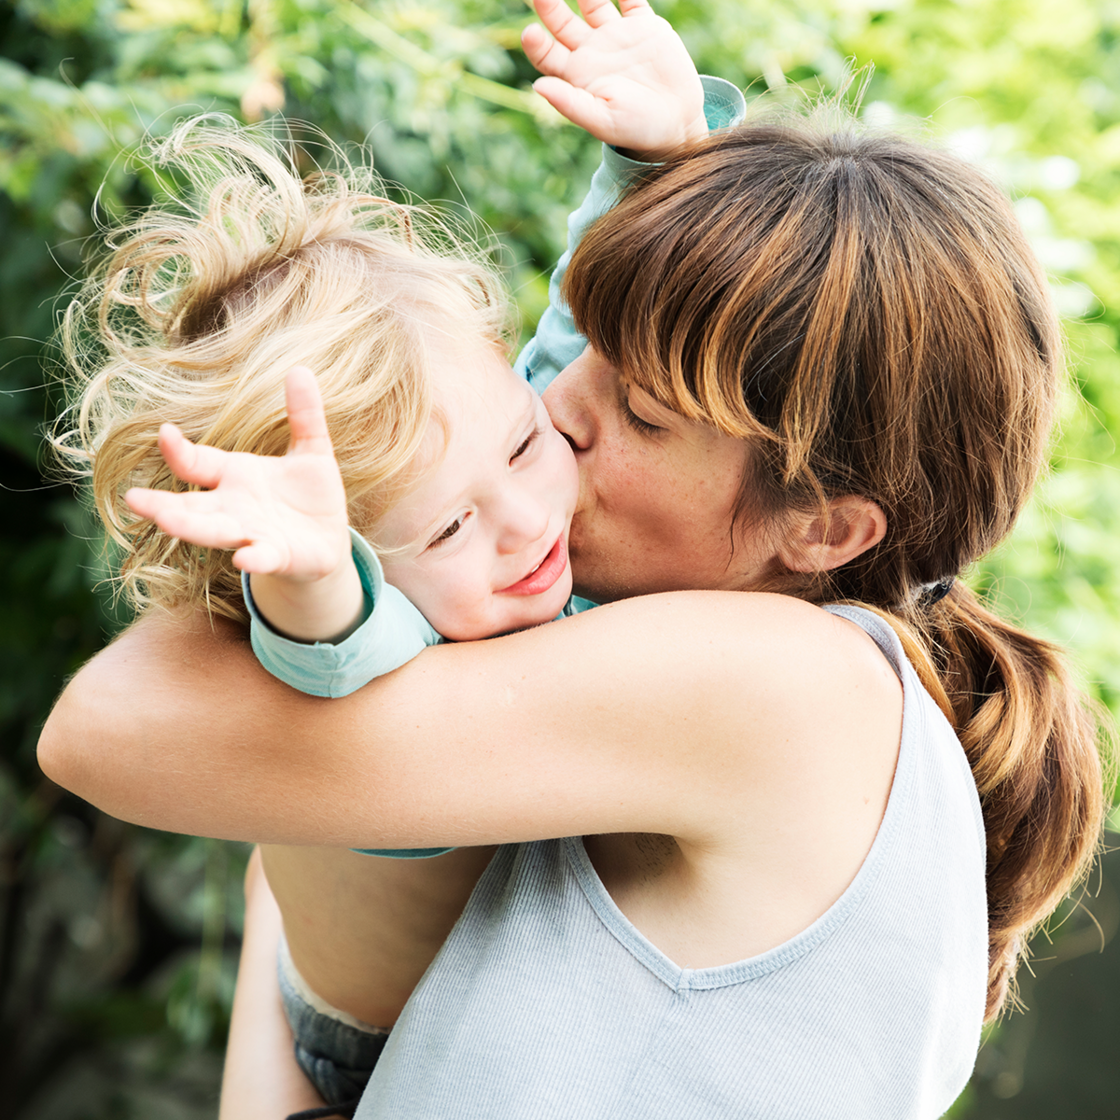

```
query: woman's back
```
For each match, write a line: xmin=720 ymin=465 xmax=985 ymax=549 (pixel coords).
xmin=357 ymin=606 xmax=987 ymax=1120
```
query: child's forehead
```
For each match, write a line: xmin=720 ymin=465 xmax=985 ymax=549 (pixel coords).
xmin=427 ymin=335 xmax=530 ymax=410
xmin=403 ymin=348 xmax=535 ymax=489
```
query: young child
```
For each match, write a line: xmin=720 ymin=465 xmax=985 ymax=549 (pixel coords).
xmin=56 ymin=2 xmax=739 ymax=1112
xmin=54 ymin=96 xmax=585 ymax=1074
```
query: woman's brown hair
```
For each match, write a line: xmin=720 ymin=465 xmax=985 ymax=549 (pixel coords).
xmin=565 ymin=117 xmax=1110 ymax=1021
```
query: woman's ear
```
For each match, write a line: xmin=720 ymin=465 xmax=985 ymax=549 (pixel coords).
xmin=778 ymin=496 xmax=886 ymax=573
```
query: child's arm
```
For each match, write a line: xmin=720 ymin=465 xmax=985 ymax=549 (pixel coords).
xmin=126 ymin=367 xmax=441 ymax=700
xmin=515 ymin=0 xmax=745 ymax=395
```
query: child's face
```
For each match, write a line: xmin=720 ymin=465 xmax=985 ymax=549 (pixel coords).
xmin=376 ymin=341 xmax=579 ymax=641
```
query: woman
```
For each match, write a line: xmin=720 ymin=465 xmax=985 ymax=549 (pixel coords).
xmin=38 ymin=12 xmax=1106 ymax=1120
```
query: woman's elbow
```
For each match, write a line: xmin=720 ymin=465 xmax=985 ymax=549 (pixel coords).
xmin=37 ymin=666 xmax=118 ymax=808
xmin=36 ymin=700 xmax=71 ymax=789
xmin=36 ymin=620 xmax=165 ymax=819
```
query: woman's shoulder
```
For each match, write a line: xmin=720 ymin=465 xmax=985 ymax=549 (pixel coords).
xmin=557 ymin=588 xmax=905 ymax=807
xmin=568 ymin=589 xmax=900 ymax=712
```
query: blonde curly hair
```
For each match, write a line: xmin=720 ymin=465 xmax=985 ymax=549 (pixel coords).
xmin=53 ymin=116 xmax=511 ymax=622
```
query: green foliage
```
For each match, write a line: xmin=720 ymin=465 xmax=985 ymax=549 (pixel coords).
xmin=3 ymin=0 xmax=1120 ymax=1115
xmin=841 ymin=0 xmax=1120 ymax=726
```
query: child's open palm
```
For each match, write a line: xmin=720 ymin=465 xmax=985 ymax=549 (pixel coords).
xmin=523 ymin=0 xmax=706 ymax=161
xmin=124 ymin=366 xmax=350 ymax=583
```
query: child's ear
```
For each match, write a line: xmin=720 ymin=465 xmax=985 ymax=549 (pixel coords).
xmin=778 ymin=496 xmax=886 ymax=574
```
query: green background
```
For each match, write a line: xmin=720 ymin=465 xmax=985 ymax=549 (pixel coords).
xmin=2 ymin=0 xmax=1119 ymax=1115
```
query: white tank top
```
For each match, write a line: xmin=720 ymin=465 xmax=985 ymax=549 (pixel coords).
xmin=355 ymin=605 xmax=988 ymax=1119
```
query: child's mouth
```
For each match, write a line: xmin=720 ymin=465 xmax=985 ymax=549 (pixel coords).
xmin=497 ymin=535 xmax=568 ymax=597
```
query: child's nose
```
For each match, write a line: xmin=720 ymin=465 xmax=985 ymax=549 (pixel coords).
xmin=495 ymin=485 xmax=551 ymax=554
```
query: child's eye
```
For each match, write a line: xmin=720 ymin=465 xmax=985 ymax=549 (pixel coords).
xmin=511 ymin=427 xmax=540 ymax=463
xmin=428 ymin=515 xmax=466 ymax=549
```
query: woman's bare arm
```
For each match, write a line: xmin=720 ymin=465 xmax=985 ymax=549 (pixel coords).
xmin=37 ymin=591 xmax=901 ymax=864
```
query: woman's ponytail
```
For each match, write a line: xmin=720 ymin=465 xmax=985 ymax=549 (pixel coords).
xmin=898 ymin=586 xmax=1110 ymax=1020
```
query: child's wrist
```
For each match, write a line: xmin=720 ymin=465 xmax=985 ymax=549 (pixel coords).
xmin=617 ymin=112 xmax=709 ymax=163
xmin=250 ymin=559 xmax=365 ymax=645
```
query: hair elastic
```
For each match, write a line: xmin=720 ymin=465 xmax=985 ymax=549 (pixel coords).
xmin=916 ymin=578 xmax=956 ymax=609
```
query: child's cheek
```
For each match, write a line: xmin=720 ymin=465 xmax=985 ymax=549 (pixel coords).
xmin=547 ymin=430 xmax=580 ymax=512
xmin=421 ymin=571 xmax=491 ymax=643
xmin=381 ymin=552 xmax=491 ymax=642
xmin=380 ymin=558 xmax=445 ymax=629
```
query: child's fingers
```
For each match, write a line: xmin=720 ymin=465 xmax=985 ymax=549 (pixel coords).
xmin=522 ymin=23 xmax=572 ymax=77
xmin=157 ymin=423 xmax=228 ymax=489
xmin=284 ymin=366 xmax=335 ymax=458
xmin=577 ymin=0 xmax=623 ymax=28
xmin=126 ymin=486 xmax=291 ymax=575
xmin=531 ymin=77 xmax=611 ymax=135
xmin=125 ymin=487 xmax=249 ymax=550
xmin=124 ymin=485 xmax=169 ymax=523
xmin=615 ymin=0 xmax=653 ymax=15
xmin=231 ymin=540 xmax=285 ymax=575
xmin=531 ymin=0 xmax=590 ymax=49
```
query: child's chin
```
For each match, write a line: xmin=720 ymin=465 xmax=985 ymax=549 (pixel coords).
xmin=441 ymin=581 xmax=572 ymax=643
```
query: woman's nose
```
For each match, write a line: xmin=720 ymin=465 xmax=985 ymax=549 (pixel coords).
xmin=542 ymin=350 xmax=594 ymax=453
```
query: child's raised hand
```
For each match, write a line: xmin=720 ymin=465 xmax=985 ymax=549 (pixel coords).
xmin=126 ymin=367 xmax=364 ymax=641
xmin=125 ymin=366 xmax=350 ymax=580
xmin=522 ymin=0 xmax=706 ymax=161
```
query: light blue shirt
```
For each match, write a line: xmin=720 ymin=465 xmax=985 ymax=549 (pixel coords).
xmin=244 ymin=530 xmax=439 ymax=701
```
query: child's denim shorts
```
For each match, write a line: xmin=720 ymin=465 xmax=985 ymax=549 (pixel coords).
xmin=277 ymin=936 xmax=390 ymax=1110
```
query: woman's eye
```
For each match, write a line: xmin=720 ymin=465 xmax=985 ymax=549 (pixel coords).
xmin=622 ymin=396 xmax=662 ymax=436
xmin=428 ymin=515 xmax=465 ymax=549
xmin=511 ymin=427 xmax=540 ymax=463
